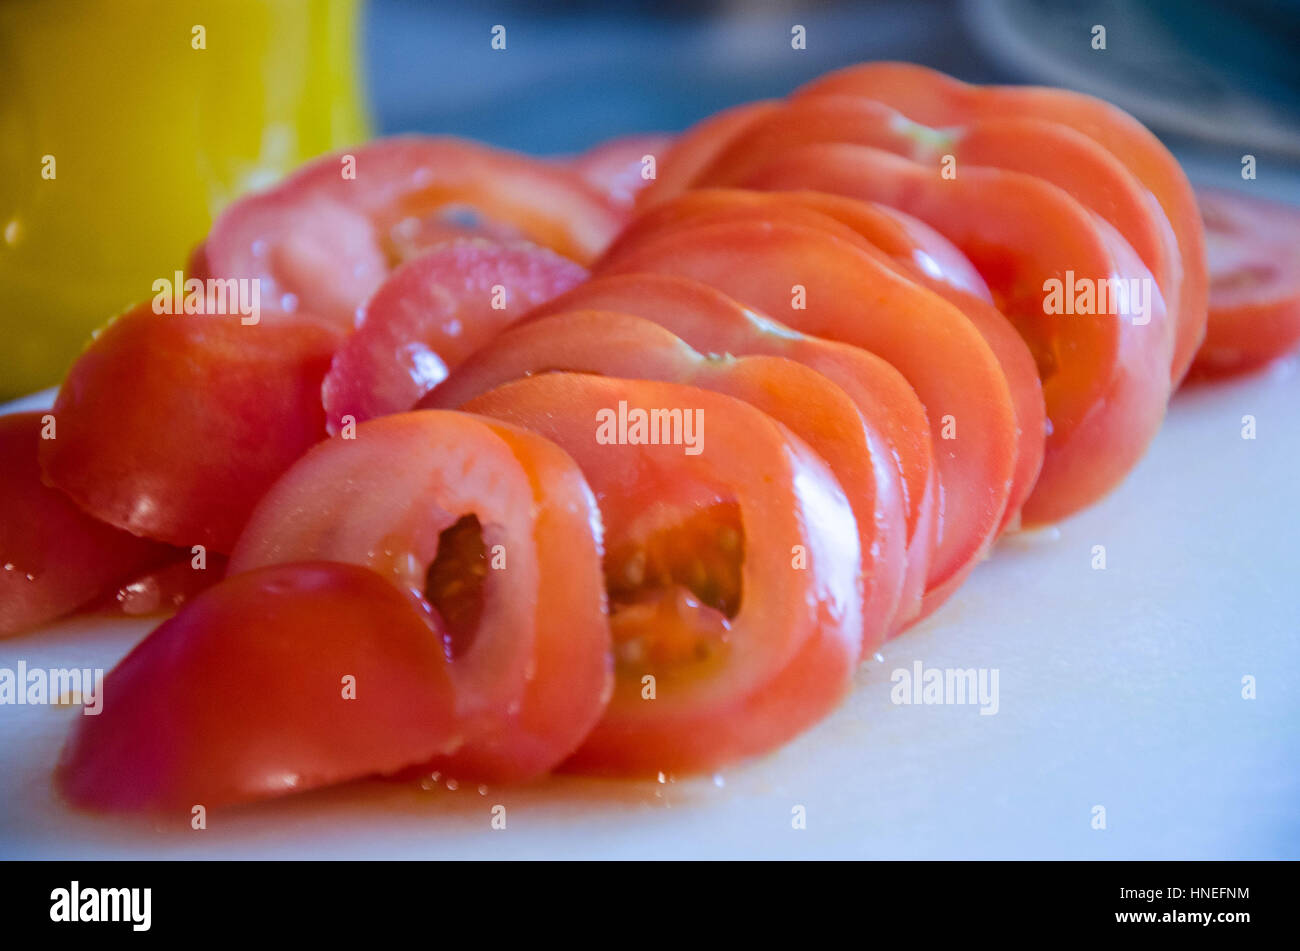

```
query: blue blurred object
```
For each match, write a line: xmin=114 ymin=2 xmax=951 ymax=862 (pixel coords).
xmin=363 ymin=0 xmax=1006 ymax=154
xmin=363 ymin=0 xmax=1300 ymax=198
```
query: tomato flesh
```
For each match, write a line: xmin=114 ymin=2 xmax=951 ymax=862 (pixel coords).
xmin=1191 ymin=187 xmax=1300 ymax=377
xmin=464 ymin=374 xmax=862 ymax=775
xmin=423 ymin=309 xmax=904 ymax=649
xmin=202 ymin=137 xmax=622 ymax=328
xmin=523 ymin=272 xmax=936 ymax=632
xmin=321 ymin=238 xmax=586 ymax=431
xmin=742 ymin=145 xmax=1172 ymax=524
xmin=229 ymin=411 xmax=611 ymax=783
xmin=597 ymin=220 xmax=1016 ymax=611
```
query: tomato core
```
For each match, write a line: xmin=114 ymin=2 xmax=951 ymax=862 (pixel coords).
xmin=603 ymin=501 xmax=743 ymax=679
xmin=424 ymin=514 xmax=489 ymax=659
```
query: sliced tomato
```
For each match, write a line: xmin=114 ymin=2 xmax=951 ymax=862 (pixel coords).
xmin=0 ymin=412 xmax=172 ymax=637
xmin=423 ymin=309 xmax=903 ymax=650
xmin=321 ymin=238 xmax=586 ymax=432
xmin=462 ymin=374 xmax=862 ymax=775
xmin=691 ymin=96 xmax=1179 ymax=357
xmin=228 ymin=411 xmax=610 ymax=784
xmin=40 ymin=304 xmax=341 ymax=553
xmin=1190 ymin=186 xmax=1300 ymax=377
xmin=597 ymin=220 xmax=1017 ymax=613
xmin=521 ymin=272 xmax=935 ymax=633
xmin=57 ymin=561 xmax=461 ymax=813
xmin=202 ymin=137 xmax=622 ymax=328
xmin=742 ymin=145 xmax=1172 ymax=525
xmin=595 ymin=189 xmax=1043 ymax=534
xmin=635 ymin=101 xmax=778 ymax=209
xmin=792 ymin=62 xmax=1208 ymax=386
xmin=568 ymin=133 xmax=675 ymax=208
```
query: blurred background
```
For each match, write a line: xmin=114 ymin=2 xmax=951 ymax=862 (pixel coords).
xmin=3 ymin=0 xmax=1298 ymax=398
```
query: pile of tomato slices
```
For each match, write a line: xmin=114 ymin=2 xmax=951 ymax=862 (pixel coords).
xmin=3 ymin=63 xmax=1298 ymax=814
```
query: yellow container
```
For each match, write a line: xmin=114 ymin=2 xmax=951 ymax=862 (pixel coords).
xmin=0 ymin=0 xmax=369 ymax=398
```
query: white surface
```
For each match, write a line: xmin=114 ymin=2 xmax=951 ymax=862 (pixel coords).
xmin=1 ymin=359 xmax=1296 ymax=859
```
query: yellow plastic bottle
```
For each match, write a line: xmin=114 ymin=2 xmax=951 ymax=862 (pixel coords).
xmin=0 ymin=0 xmax=369 ymax=398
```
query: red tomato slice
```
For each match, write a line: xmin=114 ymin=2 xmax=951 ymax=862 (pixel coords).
xmin=462 ymin=374 xmax=862 ymax=776
xmin=742 ymin=145 xmax=1172 ymax=525
xmin=423 ymin=309 xmax=904 ymax=650
xmin=57 ymin=561 xmax=461 ymax=812
xmin=0 ymin=412 xmax=172 ymax=637
xmin=1191 ymin=186 xmax=1300 ymax=377
xmin=635 ymin=101 xmax=779 ymax=209
xmin=792 ymin=62 xmax=1208 ymax=387
xmin=202 ymin=137 xmax=622 ymax=328
xmin=522 ymin=272 xmax=936 ymax=633
xmin=228 ymin=411 xmax=611 ymax=784
xmin=596 ymin=189 xmax=1043 ymax=535
xmin=597 ymin=220 xmax=1017 ymax=612
xmin=321 ymin=239 xmax=586 ymax=432
xmin=568 ymin=133 xmax=675 ymax=208
xmin=41 ymin=304 xmax=342 ymax=553
xmin=691 ymin=96 xmax=1180 ymax=366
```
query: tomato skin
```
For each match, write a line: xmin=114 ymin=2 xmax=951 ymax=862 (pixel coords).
xmin=0 ymin=412 xmax=172 ymax=637
xmin=742 ymin=145 xmax=1173 ymax=525
xmin=597 ymin=220 xmax=1017 ymax=611
xmin=40 ymin=304 xmax=342 ymax=553
xmin=202 ymin=136 xmax=622 ymax=328
xmin=464 ymin=374 xmax=862 ymax=776
xmin=569 ymin=133 xmax=675 ymax=208
xmin=321 ymin=239 xmax=586 ymax=432
xmin=635 ymin=102 xmax=779 ymax=210
xmin=423 ymin=309 xmax=905 ymax=651
xmin=522 ymin=272 xmax=936 ymax=633
xmin=792 ymin=62 xmax=1208 ymax=387
xmin=229 ymin=411 xmax=611 ymax=784
xmin=1190 ymin=187 xmax=1300 ymax=377
xmin=56 ymin=561 xmax=461 ymax=813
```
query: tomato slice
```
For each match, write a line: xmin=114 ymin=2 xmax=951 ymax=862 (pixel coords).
xmin=690 ymin=95 xmax=1180 ymax=364
xmin=0 ymin=412 xmax=172 ymax=637
xmin=568 ymin=133 xmax=675 ymax=209
xmin=596 ymin=189 xmax=1044 ymax=534
xmin=228 ymin=411 xmax=610 ymax=784
xmin=597 ymin=220 xmax=1017 ymax=611
xmin=41 ymin=304 xmax=341 ymax=553
xmin=635 ymin=101 xmax=779 ymax=209
xmin=57 ymin=561 xmax=461 ymax=812
xmin=462 ymin=374 xmax=862 ymax=775
xmin=202 ymin=136 xmax=622 ymax=328
xmin=1191 ymin=186 xmax=1300 ymax=377
xmin=742 ymin=145 xmax=1172 ymax=525
xmin=422 ymin=309 xmax=904 ymax=650
xmin=321 ymin=238 xmax=586 ymax=431
xmin=522 ymin=272 xmax=936 ymax=633
xmin=792 ymin=62 xmax=1208 ymax=387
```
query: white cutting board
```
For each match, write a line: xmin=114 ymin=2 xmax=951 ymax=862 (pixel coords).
xmin=1 ymin=356 xmax=1296 ymax=860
